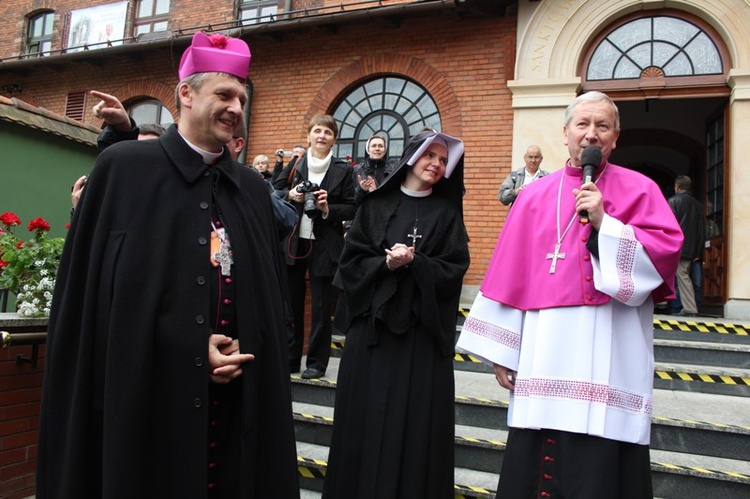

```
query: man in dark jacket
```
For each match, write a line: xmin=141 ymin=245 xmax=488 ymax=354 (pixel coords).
xmin=668 ymin=175 xmax=706 ymax=316
xmin=37 ymin=32 xmax=299 ymax=498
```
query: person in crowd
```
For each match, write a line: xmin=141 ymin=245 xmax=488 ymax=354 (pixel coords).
xmin=351 ymin=134 xmax=393 ymax=203
xmin=37 ymin=32 xmax=299 ymax=498
xmin=497 ymin=144 xmax=549 ymax=205
xmin=252 ymin=154 xmax=273 ymax=179
xmin=323 ymin=129 xmax=469 ymax=499
xmin=457 ymin=91 xmax=682 ymax=498
xmin=272 ymin=144 xmax=307 ymax=184
xmin=272 ymin=114 xmax=356 ymax=379
xmin=668 ymin=175 xmax=706 ymax=316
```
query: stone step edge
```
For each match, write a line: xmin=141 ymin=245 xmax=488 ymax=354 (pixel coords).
xmin=295 ymin=455 xmax=750 ymax=497
xmin=447 ymin=351 xmax=750 ymax=385
xmin=293 ymin=411 xmax=750 ymax=461
xmin=292 ymin=377 xmax=750 ymax=432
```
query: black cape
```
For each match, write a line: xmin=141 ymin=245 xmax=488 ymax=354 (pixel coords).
xmin=324 ymin=130 xmax=470 ymax=498
xmin=37 ymin=125 xmax=299 ymax=498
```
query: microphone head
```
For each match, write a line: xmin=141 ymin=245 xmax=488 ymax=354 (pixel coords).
xmin=581 ymin=146 xmax=603 ymax=169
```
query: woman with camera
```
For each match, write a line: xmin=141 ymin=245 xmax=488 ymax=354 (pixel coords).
xmin=273 ymin=113 xmax=356 ymax=379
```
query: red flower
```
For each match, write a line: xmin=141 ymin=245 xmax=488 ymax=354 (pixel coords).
xmin=27 ymin=217 xmax=51 ymax=233
xmin=65 ymin=222 xmax=71 ymax=229
xmin=208 ymin=33 xmax=228 ymax=49
xmin=16 ymin=241 xmax=24 ymax=249
xmin=0 ymin=212 xmax=21 ymax=227
xmin=0 ymin=260 xmax=8 ymax=270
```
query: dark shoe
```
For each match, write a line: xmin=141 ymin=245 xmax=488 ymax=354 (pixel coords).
xmin=678 ymin=311 xmax=698 ymax=317
xmin=301 ymin=367 xmax=325 ymax=379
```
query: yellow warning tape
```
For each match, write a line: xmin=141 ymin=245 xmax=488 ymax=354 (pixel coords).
xmin=462 ymin=307 xmax=750 ymax=335
xmin=453 ymin=355 xmax=749 ymax=386
xmin=654 ymin=370 xmax=750 ymax=386
xmin=294 ymin=456 xmax=750 ymax=493
xmin=652 ymin=461 xmax=750 ymax=482
xmin=653 ymin=318 xmax=749 ymax=335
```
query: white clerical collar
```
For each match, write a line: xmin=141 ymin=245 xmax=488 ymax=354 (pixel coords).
xmin=179 ymin=132 xmax=223 ymax=164
xmin=400 ymin=184 xmax=432 ymax=197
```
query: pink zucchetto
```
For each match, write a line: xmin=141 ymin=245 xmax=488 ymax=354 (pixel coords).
xmin=178 ymin=32 xmax=251 ymax=81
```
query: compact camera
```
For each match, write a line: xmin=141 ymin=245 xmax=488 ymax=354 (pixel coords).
xmin=296 ymin=180 xmax=320 ymax=218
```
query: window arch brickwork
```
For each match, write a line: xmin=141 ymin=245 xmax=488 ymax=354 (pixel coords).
xmin=304 ymin=53 xmax=462 ymax=140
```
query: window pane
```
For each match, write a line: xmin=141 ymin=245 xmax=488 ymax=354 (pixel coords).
xmin=31 ymin=19 xmax=43 ymax=38
xmin=43 ymin=14 xmax=54 ymax=36
xmin=613 ymin=58 xmax=641 ymax=79
xmin=139 ymin=0 xmax=154 ymax=18
xmin=588 ymin=41 xmax=619 ymax=80
xmin=160 ymin=107 xmax=174 ymax=125
xmin=685 ymin=33 xmax=722 ymax=74
xmin=663 ymin=52 xmax=692 ymax=76
xmin=260 ymin=6 xmax=277 ymax=20
xmin=608 ymin=18 xmax=650 ymax=50
xmin=155 ymin=0 xmax=170 ymax=16
xmin=153 ymin=21 xmax=168 ymax=32
xmin=654 ymin=16 xmax=698 ymax=46
xmin=135 ymin=25 xmax=151 ymax=36
xmin=626 ymin=42 xmax=651 ymax=69
xmin=130 ymin=102 xmax=159 ymax=125
xmin=652 ymin=41 xmax=679 ymax=67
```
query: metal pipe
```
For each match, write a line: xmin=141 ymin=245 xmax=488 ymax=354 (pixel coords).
xmin=1 ymin=330 xmax=47 ymax=348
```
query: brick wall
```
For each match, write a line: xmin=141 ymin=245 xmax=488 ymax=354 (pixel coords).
xmin=0 ymin=344 xmax=44 ymax=499
xmin=0 ymin=10 xmax=516 ymax=284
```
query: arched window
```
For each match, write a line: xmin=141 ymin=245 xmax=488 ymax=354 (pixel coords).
xmin=587 ymin=15 xmax=722 ymax=81
xmin=332 ymin=77 xmax=441 ymax=165
xmin=27 ymin=11 xmax=55 ymax=56
xmin=127 ymin=99 xmax=174 ymax=126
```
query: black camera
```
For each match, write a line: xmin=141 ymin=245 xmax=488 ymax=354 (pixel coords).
xmin=296 ymin=180 xmax=320 ymax=218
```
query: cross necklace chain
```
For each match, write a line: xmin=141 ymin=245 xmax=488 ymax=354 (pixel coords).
xmin=546 ymin=164 xmax=607 ymax=274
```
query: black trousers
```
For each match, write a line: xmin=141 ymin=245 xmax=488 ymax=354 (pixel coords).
xmin=287 ymin=238 xmax=336 ymax=372
xmin=497 ymin=427 xmax=653 ymax=499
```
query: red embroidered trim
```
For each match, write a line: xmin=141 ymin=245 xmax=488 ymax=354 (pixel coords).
xmin=615 ymin=224 xmax=637 ymax=303
xmin=463 ymin=316 xmax=521 ymax=350
xmin=515 ymin=377 xmax=651 ymax=414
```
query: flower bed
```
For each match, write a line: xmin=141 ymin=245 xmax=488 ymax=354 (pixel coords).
xmin=0 ymin=212 xmax=65 ymax=317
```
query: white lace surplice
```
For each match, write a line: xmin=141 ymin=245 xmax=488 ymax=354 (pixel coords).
xmin=457 ymin=215 xmax=664 ymax=445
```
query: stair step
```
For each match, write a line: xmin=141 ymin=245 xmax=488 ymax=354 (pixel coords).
xmin=295 ymin=447 xmax=750 ymax=499
xmin=654 ymin=338 xmax=750 ymax=369
xmin=653 ymin=362 xmax=750 ymax=397
xmin=302 ymin=316 xmax=750 ymax=498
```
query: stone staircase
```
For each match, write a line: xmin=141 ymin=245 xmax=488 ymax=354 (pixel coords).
xmin=292 ymin=314 xmax=750 ymax=498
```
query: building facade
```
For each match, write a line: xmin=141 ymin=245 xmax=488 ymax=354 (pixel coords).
xmin=1 ymin=0 xmax=749 ymax=319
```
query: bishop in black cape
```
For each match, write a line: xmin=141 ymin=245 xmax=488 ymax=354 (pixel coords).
xmin=36 ymin=125 xmax=299 ymax=498
xmin=323 ymin=129 xmax=470 ymax=499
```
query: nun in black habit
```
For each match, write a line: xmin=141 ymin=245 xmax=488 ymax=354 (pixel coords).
xmin=323 ymin=129 xmax=470 ymax=499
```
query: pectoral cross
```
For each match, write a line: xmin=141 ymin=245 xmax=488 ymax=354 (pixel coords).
xmin=407 ymin=225 xmax=422 ymax=250
xmin=546 ymin=242 xmax=565 ymax=274
xmin=215 ymin=242 xmax=233 ymax=277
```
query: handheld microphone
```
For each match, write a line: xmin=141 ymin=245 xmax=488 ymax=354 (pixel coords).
xmin=579 ymin=146 xmax=602 ymax=224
